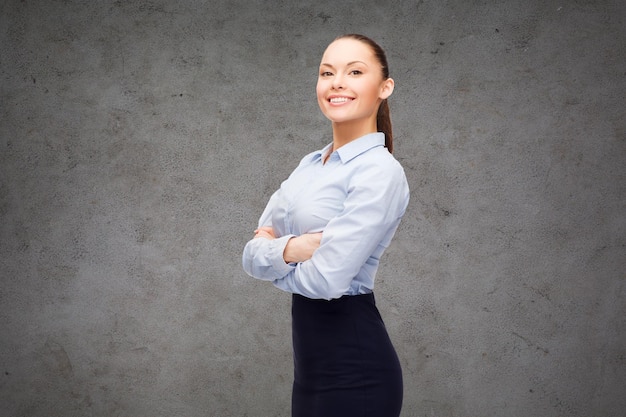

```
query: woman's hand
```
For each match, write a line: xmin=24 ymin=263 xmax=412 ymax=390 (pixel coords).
xmin=283 ymin=232 xmax=323 ymax=264
xmin=252 ymin=227 xmax=322 ymax=263
xmin=254 ymin=226 xmax=275 ymax=239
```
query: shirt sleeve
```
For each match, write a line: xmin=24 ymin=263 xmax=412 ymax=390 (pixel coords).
xmin=241 ymin=189 xmax=296 ymax=281
xmin=274 ymin=161 xmax=409 ymax=300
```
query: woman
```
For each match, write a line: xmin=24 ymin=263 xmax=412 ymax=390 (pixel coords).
xmin=242 ymin=34 xmax=409 ymax=417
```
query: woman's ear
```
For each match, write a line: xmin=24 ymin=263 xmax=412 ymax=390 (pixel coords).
xmin=379 ymin=77 xmax=395 ymax=100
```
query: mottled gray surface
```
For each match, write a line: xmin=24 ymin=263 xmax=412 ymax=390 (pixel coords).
xmin=1 ymin=1 xmax=624 ymax=416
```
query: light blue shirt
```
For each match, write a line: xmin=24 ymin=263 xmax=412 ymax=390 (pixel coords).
xmin=242 ymin=132 xmax=410 ymax=300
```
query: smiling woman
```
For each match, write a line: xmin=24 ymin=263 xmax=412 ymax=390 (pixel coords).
xmin=242 ymin=34 xmax=408 ymax=417
xmin=316 ymin=37 xmax=394 ymax=155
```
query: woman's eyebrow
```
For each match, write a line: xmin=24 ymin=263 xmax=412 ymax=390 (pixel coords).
xmin=320 ymin=60 xmax=368 ymax=68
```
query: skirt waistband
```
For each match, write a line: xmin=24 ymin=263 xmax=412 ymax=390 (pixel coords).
xmin=292 ymin=292 xmax=374 ymax=304
xmin=292 ymin=292 xmax=377 ymax=316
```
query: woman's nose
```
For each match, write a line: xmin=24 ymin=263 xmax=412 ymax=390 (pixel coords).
xmin=332 ymin=74 xmax=344 ymax=89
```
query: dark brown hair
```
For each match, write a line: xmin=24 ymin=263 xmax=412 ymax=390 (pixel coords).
xmin=334 ymin=34 xmax=394 ymax=153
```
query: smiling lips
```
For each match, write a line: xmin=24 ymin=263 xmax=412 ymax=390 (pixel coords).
xmin=329 ymin=96 xmax=354 ymax=104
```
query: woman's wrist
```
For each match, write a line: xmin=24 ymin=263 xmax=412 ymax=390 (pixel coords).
xmin=283 ymin=236 xmax=297 ymax=263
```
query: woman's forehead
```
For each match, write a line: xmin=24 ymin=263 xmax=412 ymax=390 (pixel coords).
xmin=320 ymin=38 xmax=375 ymax=64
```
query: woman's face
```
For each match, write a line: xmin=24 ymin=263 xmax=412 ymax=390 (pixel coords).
xmin=316 ymin=38 xmax=393 ymax=126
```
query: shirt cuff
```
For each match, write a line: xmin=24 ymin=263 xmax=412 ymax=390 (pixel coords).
xmin=269 ymin=234 xmax=296 ymax=278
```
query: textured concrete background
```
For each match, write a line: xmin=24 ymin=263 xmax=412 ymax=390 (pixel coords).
xmin=1 ymin=0 xmax=624 ymax=416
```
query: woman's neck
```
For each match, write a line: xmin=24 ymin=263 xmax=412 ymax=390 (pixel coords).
xmin=331 ymin=118 xmax=378 ymax=151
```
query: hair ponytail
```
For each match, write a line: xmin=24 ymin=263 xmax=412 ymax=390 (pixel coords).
xmin=377 ymin=99 xmax=393 ymax=153
xmin=336 ymin=33 xmax=394 ymax=153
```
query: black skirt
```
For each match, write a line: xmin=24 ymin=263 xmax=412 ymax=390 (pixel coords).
xmin=291 ymin=293 xmax=403 ymax=417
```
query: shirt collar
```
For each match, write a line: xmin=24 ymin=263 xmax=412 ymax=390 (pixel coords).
xmin=314 ymin=132 xmax=386 ymax=164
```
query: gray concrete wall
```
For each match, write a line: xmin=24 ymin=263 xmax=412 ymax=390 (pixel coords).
xmin=1 ymin=0 xmax=624 ymax=416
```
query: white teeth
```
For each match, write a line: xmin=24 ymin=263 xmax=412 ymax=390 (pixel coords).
xmin=330 ymin=97 xmax=351 ymax=103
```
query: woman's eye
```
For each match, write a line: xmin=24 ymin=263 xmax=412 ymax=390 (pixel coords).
xmin=349 ymin=70 xmax=363 ymax=75
xmin=320 ymin=71 xmax=333 ymax=77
